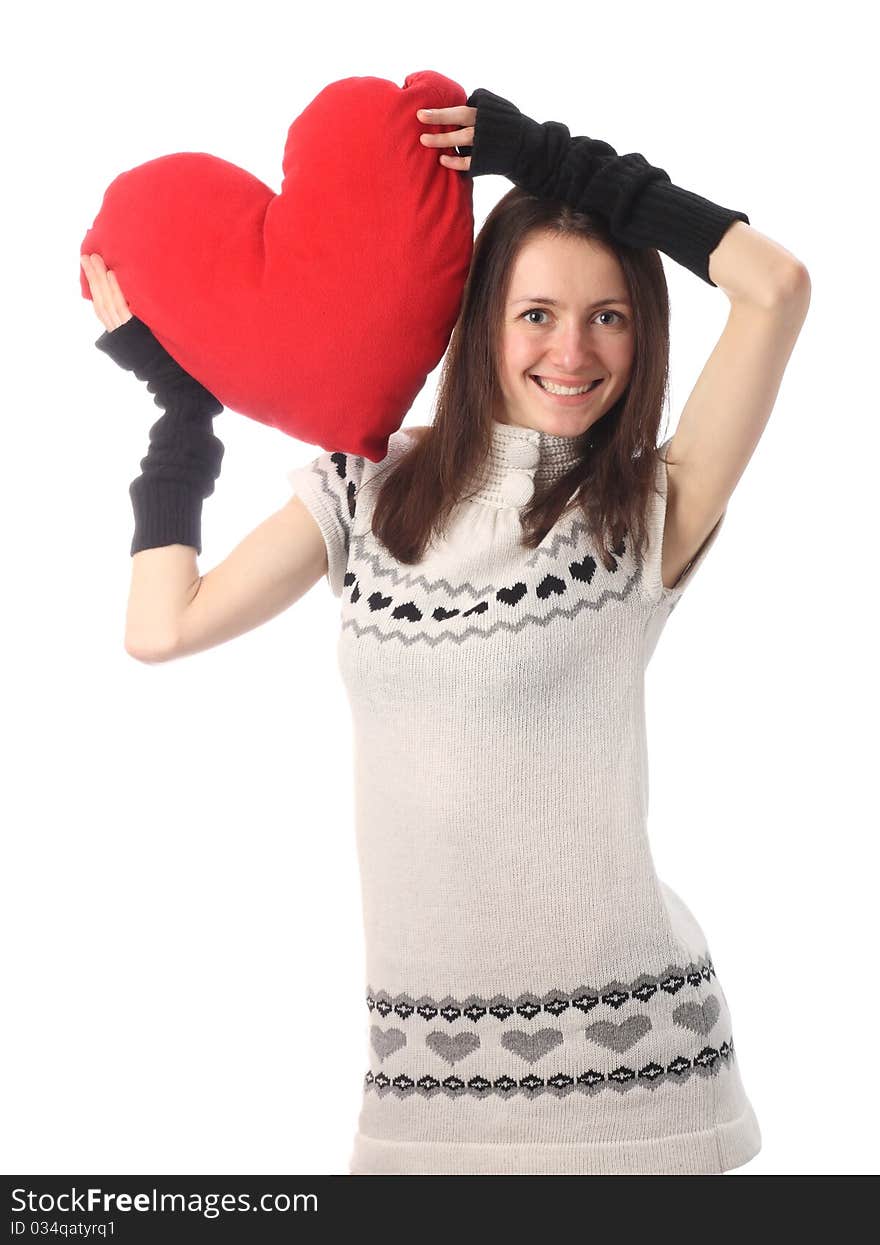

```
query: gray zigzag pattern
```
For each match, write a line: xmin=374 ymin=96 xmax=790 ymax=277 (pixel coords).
xmin=341 ymin=568 xmax=644 ymax=646
xmin=312 ymin=456 xmax=649 ymax=638
xmin=366 ymin=953 xmax=715 ymax=1018
xmin=347 ymin=527 xmax=638 ymax=603
xmin=364 ymin=1036 xmax=736 ymax=1098
xmin=523 ymin=514 xmax=616 ymax=565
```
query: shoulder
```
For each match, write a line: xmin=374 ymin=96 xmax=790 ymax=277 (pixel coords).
xmin=356 ymin=425 xmax=431 ymax=497
xmin=396 ymin=423 xmax=431 ymax=447
xmin=378 ymin=423 xmax=431 ymax=464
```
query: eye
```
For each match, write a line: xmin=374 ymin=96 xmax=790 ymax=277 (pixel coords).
xmin=520 ymin=307 xmax=626 ymax=327
xmin=595 ymin=309 xmax=625 ymax=326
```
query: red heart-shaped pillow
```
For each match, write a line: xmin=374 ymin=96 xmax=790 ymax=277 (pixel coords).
xmin=80 ymin=70 xmax=473 ymax=461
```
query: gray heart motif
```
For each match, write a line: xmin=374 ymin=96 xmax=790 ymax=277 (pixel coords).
xmin=370 ymin=1025 xmax=407 ymax=1061
xmin=500 ymin=1028 xmax=564 ymax=1064
xmin=585 ymin=1014 xmax=652 ymax=1052
xmin=426 ymin=1031 xmax=480 ymax=1065
xmin=672 ymin=994 xmax=720 ymax=1036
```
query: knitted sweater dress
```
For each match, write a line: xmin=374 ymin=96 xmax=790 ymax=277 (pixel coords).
xmin=287 ymin=418 xmax=761 ymax=1175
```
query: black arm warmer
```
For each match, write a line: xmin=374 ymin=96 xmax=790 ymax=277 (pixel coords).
xmin=462 ymin=88 xmax=750 ymax=286
xmin=95 ymin=316 xmax=225 ymax=556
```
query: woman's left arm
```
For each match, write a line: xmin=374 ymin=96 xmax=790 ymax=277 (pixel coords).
xmin=705 ymin=216 xmax=808 ymax=307
xmin=417 ymin=93 xmax=811 ymax=590
xmin=420 ymin=88 xmax=806 ymax=301
xmin=658 ymin=232 xmax=811 ymax=592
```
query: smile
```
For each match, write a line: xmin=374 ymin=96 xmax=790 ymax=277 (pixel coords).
xmin=530 ymin=375 xmax=603 ymax=400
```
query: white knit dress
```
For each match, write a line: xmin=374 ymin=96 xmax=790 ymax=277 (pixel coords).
xmin=287 ymin=417 xmax=762 ymax=1175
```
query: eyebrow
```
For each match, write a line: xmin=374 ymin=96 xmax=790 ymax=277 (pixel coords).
xmin=510 ymin=295 xmax=631 ymax=309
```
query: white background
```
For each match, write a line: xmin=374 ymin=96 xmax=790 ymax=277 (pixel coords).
xmin=3 ymin=0 xmax=875 ymax=1177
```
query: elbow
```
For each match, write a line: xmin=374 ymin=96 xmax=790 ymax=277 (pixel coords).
xmin=124 ymin=632 xmax=179 ymax=664
xmin=769 ymin=261 xmax=811 ymax=309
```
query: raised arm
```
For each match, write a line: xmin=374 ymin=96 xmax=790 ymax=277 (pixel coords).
xmin=82 ymin=254 xmax=329 ymax=662
xmin=422 ymin=88 xmax=749 ymax=287
xmin=417 ymin=95 xmax=810 ymax=604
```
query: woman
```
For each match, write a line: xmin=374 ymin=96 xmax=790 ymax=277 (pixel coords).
xmin=81 ymin=88 xmax=810 ymax=1174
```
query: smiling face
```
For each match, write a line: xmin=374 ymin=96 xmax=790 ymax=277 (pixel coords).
xmin=495 ymin=231 xmax=636 ymax=438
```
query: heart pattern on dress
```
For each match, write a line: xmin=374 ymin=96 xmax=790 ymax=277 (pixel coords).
xmin=535 ymin=575 xmax=567 ymax=599
xmin=569 ymin=554 xmax=598 ymax=583
xmin=672 ymin=994 xmax=720 ymax=1036
xmin=585 ymin=1014 xmax=652 ymax=1052
xmin=497 ymin=583 xmax=528 ymax=606
xmin=500 ymin=1028 xmax=564 ymax=1063
xmin=370 ymin=1025 xmax=407 ymax=1061
xmin=425 ymin=1031 xmax=481 ymax=1064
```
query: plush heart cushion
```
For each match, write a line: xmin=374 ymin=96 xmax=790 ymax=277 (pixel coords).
xmin=80 ymin=70 xmax=473 ymax=461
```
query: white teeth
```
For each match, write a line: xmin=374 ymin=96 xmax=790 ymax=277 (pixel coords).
xmin=534 ymin=376 xmax=599 ymax=396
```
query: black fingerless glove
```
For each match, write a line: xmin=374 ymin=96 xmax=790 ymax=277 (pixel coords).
xmin=462 ymin=88 xmax=749 ymax=287
xmin=95 ymin=316 xmax=225 ymax=556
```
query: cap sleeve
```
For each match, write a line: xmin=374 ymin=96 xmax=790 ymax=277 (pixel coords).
xmin=287 ymin=448 xmax=366 ymax=598
xmin=641 ymin=438 xmax=727 ymax=610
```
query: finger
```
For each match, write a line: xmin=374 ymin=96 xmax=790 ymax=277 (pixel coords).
xmin=87 ymin=255 xmax=123 ymax=331
xmin=439 ymin=153 xmax=472 ymax=173
xmin=419 ymin=124 xmax=475 ymax=148
xmin=83 ymin=254 xmax=114 ymax=330
xmin=416 ymin=106 xmax=475 ymax=126
xmin=106 ymin=269 xmax=133 ymax=328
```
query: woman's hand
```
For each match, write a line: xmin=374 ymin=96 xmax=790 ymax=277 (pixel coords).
xmin=416 ymin=105 xmax=476 ymax=172
xmin=80 ymin=253 xmax=133 ymax=331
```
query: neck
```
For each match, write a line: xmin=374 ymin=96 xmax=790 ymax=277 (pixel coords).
xmin=467 ymin=417 xmax=590 ymax=509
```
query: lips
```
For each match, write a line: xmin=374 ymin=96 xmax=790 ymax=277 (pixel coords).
xmin=532 ymin=375 xmax=602 ymax=388
xmin=530 ymin=375 xmax=603 ymax=393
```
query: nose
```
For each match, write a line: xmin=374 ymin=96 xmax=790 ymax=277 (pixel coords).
xmin=545 ymin=321 xmax=599 ymax=373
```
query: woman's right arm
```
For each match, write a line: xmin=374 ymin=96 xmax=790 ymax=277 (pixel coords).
xmin=82 ymin=253 xmax=329 ymax=662
xmin=126 ymin=496 xmax=328 ymax=662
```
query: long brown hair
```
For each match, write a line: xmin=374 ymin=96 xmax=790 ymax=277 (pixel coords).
xmin=365 ymin=186 xmax=672 ymax=571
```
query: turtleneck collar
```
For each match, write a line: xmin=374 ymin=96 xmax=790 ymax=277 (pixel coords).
xmin=470 ymin=417 xmax=591 ymax=509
